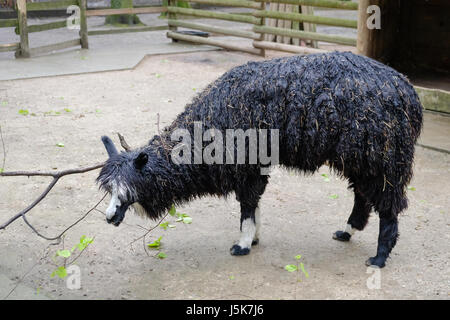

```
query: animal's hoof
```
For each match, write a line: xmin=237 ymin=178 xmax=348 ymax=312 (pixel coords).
xmin=230 ymin=244 xmax=250 ymax=256
xmin=333 ymin=231 xmax=351 ymax=242
xmin=252 ymin=239 xmax=259 ymax=246
xmin=365 ymin=256 xmax=386 ymax=268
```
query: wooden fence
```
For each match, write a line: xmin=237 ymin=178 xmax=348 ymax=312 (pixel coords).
xmin=85 ymin=5 xmax=168 ymax=36
xmin=164 ymin=0 xmax=358 ymax=56
xmin=166 ymin=0 xmax=265 ymax=56
xmin=0 ymin=15 xmax=19 ymax=54
xmin=10 ymin=0 xmax=88 ymax=58
xmin=6 ymin=0 xmax=167 ymax=58
xmin=3 ymin=0 xmax=358 ymax=58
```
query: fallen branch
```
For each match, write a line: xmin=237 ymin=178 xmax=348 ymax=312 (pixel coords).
xmin=0 ymin=162 xmax=104 ymax=232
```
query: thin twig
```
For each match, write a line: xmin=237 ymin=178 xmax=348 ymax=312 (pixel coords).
xmin=0 ymin=124 xmax=6 ymax=171
xmin=0 ymin=163 xmax=104 ymax=231
xmin=117 ymin=133 xmax=131 ymax=152
xmin=20 ymin=194 xmax=107 ymax=243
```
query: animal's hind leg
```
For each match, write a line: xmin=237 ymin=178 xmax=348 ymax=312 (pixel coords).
xmin=366 ymin=216 xmax=399 ymax=268
xmin=366 ymin=185 xmax=406 ymax=268
xmin=333 ymin=190 xmax=372 ymax=242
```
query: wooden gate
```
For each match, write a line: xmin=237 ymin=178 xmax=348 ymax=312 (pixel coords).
xmin=14 ymin=0 xmax=88 ymax=58
xmin=166 ymin=0 xmax=265 ymax=56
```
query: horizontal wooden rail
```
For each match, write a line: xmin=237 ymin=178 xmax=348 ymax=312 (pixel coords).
xmin=29 ymin=38 xmax=81 ymax=56
xmin=86 ymin=6 xmax=167 ymax=17
xmin=186 ymin=0 xmax=261 ymax=9
xmin=168 ymin=19 xmax=259 ymax=39
xmin=254 ymin=10 xmax=357 ymax=28
xmin=0 ymin=43 xmax=20 ymax=52
xmin=26 ymin=0 xmax=78 ymax=11
xmin=253 ymin=40 xmax=327 ymax=54
xmin=167 ymin=7 xmax=261 ymax=24
xmin=167 ymin=31 xmax=262 ymax=55
xmin=254 ymin=25 xmax=356 ymax=46
xmin=16 ymin=20 xmax=67 ymax=34
xmin=254 ymin=0 xmax=358 ymax=10
xmin=88 ymin=25 xmax=168 ymax=36
xmin=0 ymin=19 xmax=18 ymax=28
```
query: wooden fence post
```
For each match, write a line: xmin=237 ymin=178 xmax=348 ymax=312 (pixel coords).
xmin=168 ymin=0 xmax=177 ymax=40
xmin=256 ymin=1 xmax=266 ymax=57
xmin=16 ymin=0 xmax=29 ymax=58
xmin=79 ymin=0 xmax=89 ymax=49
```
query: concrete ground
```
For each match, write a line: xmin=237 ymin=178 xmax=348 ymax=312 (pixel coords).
xmin=0 ymin=50 xmax=449 ymax=300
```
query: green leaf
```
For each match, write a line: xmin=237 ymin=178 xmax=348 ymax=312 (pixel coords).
xmin=160 ymin=222 xmax=175 ymax=230
xmin=64 ymin=108 xmax=72 ymax=113
xmin=77 ymin=235 xmax=94 ymax=251
xmin=229 ymin=275 xmax=235 ymax=280
xmin=168 ymin=204 xmax=176 ymax=216
xmin=51 ymin=266 xmax=67 ymax=279
xmin=407 ymin=186 xmax=416 ymax=191
xmin=18 ymin=109 xmax=29 ymax=116
xmin=182 ymin=216 xmax=192 ymax=224
xmin=157 ymin=252 xmax=167 ymax=259
xmin=56 ymin=143 xmax=65 ymax=147
xmin=285 ymin=264 xmax=298 ymax=272
xmin=0 ymin=168 xmax=4 ymax=173
xmin=295 ymin=255 xmax=302 ymax=260
xmin=329 ymin=194 xmax=339 ymax=199
xmin=155 ymin=73 xmax=162 ymax=78
xmin=300 ymin=263 xmax=309 ymax=278
xmin=148 ymin=236 xmax=162 ymax=249
xmin=321 ymin=173 xmax=330 ymax=182
xmin=56 ymin=249 xmax=71 ymax=258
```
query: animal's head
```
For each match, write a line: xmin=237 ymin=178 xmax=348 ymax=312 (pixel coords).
xmin=97 ymin=136 xmax=150 ymax=226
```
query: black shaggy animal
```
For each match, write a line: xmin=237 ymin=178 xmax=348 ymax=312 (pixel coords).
xmin=97 ymin=52 xmax=423 ymax=268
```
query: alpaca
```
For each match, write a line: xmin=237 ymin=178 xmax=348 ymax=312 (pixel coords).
xmin=97 ymin=52 xmax=423 ymax=268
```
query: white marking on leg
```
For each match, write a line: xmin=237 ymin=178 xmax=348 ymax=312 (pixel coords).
xmin=238 ymin=218 xmax=256 ymax=249
xmin=345 ymin=223 xmax=357 ymax=236
xmin=254 ymin=206 xmax=261 ymax=241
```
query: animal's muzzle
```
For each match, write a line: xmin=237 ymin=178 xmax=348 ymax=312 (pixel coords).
xmin=106 ymin=203 xmax=130 ymax=226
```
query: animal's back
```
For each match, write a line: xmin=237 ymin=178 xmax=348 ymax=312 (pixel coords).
xmin=171 ymin=52 xmax=423 ymax=179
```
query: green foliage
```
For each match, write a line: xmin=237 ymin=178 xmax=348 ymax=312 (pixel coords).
xmin=51 ymin=266 xmax=67 ymax=279
xmin=148 ymin=236 xmax=162 ymax=249
xmin=56 ymin=143 xmax=65 ymax=147
xmin=407 ymin=186 xmax=416 ymax=191
xmin=157 ymin=252 xmax=167 ymax=259
xmin=285 ymin=254 xmax=309 ymax=279
xmin=321 ymin=173 xmax=330 ymax=182
xmin=56 ymin=249 xmax=71 ymax=258
xmin=285 ymin=264 xmax=298 ymax=272
xmin=18 ymin=109 xmax=29 ymax=116
xmin=51 ymin=235 xmax=94 ymax=279
xmin=329 ymin=194 xmax=339 ymax=199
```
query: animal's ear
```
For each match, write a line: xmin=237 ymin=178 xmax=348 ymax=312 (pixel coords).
xmin=101 ymin=136 xmax=118 ymax=158
xmin=134 ymin=152 xmax=148 ymax=170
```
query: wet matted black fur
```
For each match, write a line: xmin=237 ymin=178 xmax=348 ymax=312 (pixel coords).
xmin=97 ymin=51 xmax=423 ymax=268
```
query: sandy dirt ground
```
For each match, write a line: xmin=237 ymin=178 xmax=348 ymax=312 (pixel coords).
xmin=0 ymin=51 xmax=449 ymax=300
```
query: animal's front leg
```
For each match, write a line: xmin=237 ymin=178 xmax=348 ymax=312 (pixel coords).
xmin=230 ymin=205 xmax=260 ymax=256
